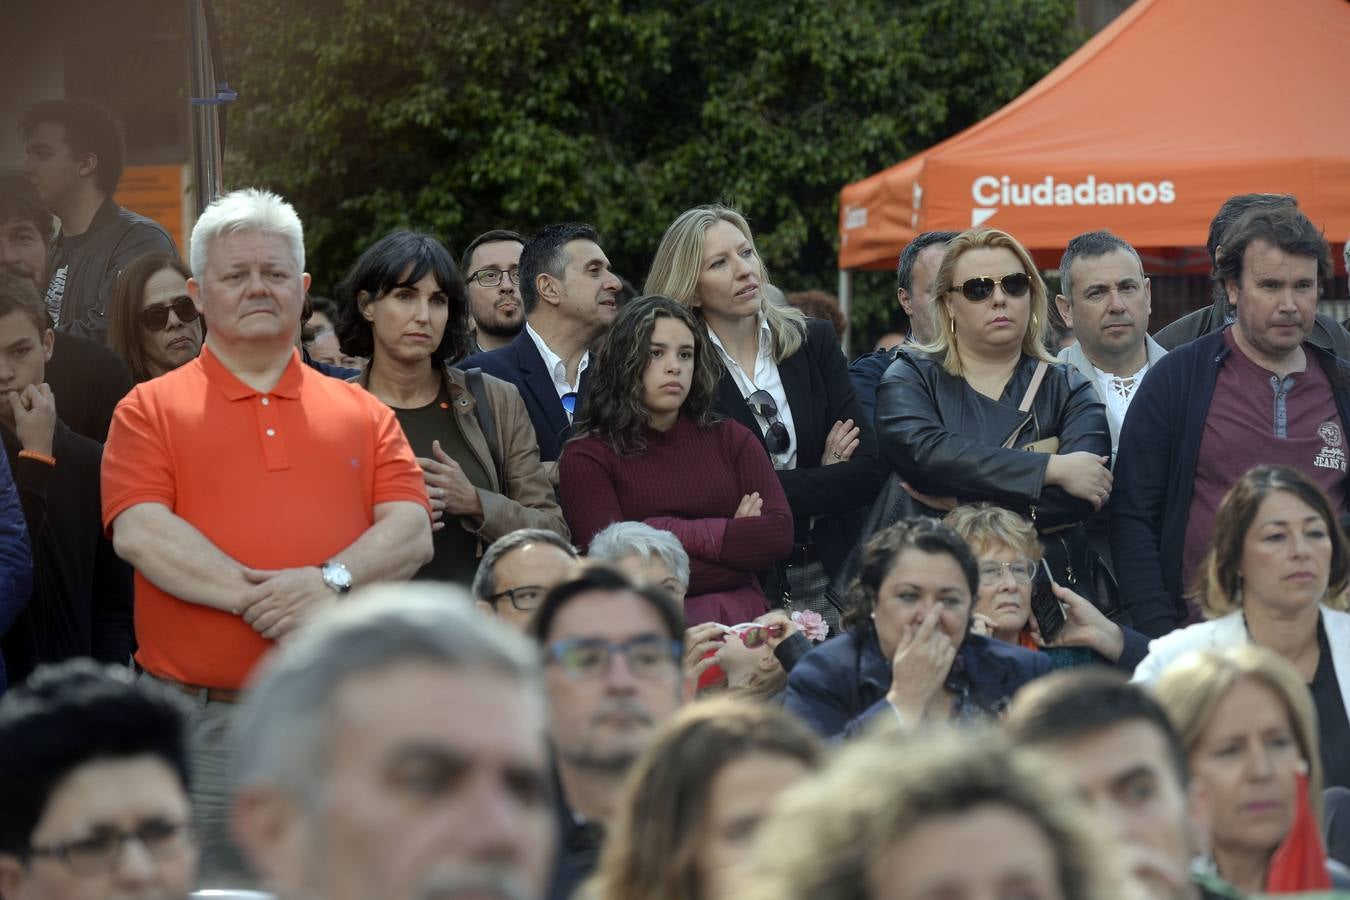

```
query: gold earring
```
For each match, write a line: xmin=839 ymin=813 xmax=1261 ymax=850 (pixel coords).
xmin=949 ymin=317 xmax=956 ymax=337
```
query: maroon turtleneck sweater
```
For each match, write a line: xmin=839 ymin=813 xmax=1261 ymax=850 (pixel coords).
xmin=559 ymin=414 xmax=794 ymax=624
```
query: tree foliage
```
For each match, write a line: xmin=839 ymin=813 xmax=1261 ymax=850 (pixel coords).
xmin=218 ymin=0 xmax=1083 ymax=342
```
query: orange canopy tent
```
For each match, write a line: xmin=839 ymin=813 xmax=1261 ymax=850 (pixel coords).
xmin=836 ymin=0 xmax=1350 ymax=279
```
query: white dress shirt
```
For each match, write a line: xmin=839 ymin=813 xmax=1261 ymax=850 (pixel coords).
xmin=1090 ymin=359 xmax=1149 ymax=455
xmin=706 ymin=316 xmax=797 ymax=469
xmin=525 ymin=323 xmax=588 ymax=419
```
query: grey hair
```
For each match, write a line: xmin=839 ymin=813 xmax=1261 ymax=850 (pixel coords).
xmin=189 ymin=187 xmax=305 ymax=279
xmin=1058 ymin=230 xmax=1144 ymax=300
xmin=587 ymin=521 xmax=690 ymax=591
xmin=471 ymin=528 xmax=579 ymax=604
xmin=231 ymin=583 xmax=542 ymax=801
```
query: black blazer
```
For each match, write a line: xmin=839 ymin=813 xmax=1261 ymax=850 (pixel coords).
xmin=713 ymin=318 xmax=879 ymax=575
xmin=458 ymin=330 xmax=588 ymax=463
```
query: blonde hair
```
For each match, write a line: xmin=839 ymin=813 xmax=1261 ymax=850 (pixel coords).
xmin=645 ymin=204 xmax=806 ymax=362
xmin=944 ymin=503 xmax=1043 ymax=561
xmin=1153 ymin=645 xmax=1324 ymax=822
xmin=919 ymin=228 xmax=1055 ymax=377
xmin=741 ymin=726 xmax=1120 ymax=900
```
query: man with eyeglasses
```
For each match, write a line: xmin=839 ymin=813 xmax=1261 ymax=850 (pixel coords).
xmin=527 ymin=568 xmax=684 ymax=900
xmin=0 ymin=270 xmax=132 ymax=687
xmin=0 ymin=659 xmax=198 ymax=900
xmin=0 ymin=171 xmax=134 ymax=444
xmin=472 ymin=528 xmax=581 ymax=630
xmin=1054 ymin=230 xmax=1166 ymax=465
xmin=458 ymin=223 xmax=622 ymax=476
xmin=462 ymin=229 xmax=526 ymax=354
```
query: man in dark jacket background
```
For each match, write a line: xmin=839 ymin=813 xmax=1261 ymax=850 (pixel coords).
xmin=1111 ymin=204 xmax=1350 ymax=638
xmin=20 ymin=98 xmax=176 ymax=345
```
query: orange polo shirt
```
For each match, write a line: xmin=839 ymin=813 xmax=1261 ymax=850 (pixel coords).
xmin=102 ymin=346 xmax=431 ymax=688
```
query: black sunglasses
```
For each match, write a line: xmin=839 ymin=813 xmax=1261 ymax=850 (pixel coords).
xmin=949 ymin=272 xmax=1031 ymax=303
xmin=139 ymin=296 xmax=200 ymax=332
xmin=746 ymin=389 xmax=790 ymax=455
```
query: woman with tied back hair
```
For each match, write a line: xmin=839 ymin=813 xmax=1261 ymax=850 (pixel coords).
xmin=784 ymin=518 xmax=1050 ymax=739
xmin=588 ymin=697 xmax=822 ymax=900
xmin=872 ymin=227 xmax=1112 ymax=608
xmin=740 ymin=727 xmax=1120 ymax=900
xmin=646 ymin=205 xmax=878 ymax=633
xmin=106 ymin=252 xmax=203 ymax=383
xmin=1153 ymin=645 xmax=1350 ymax=893
xmin=1134 ymin=465 xmax=1350 ymax=790
xmin=559 ymin=295 xmax=793 ymax=625
xmin=335 ymin=230 xmax=565 ymax=586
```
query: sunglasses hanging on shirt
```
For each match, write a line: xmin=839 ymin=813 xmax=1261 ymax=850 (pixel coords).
xmin=746 ymin=389 xmax=790 ymax=455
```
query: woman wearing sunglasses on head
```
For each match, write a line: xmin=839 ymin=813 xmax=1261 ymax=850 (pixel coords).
xmin=559 ymin=295 xmax=793 ymax=626
xmin=873 ymin=227 xmax=1112 ymax=606
xmin=107 ymin=252 xmax=203 ymax=383
xmin=645 ymin=205 xmax=879 ymax=635
xmin=334 ymin=230 xmax=566 ymax=587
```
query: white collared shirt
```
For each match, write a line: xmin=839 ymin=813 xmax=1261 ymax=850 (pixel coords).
xmin=525 ymin=323 xmax=588 ymax=419
xmin=1090 ymin=359 xmax=1149 ymax=458
xmin=706 ymin=316 xmax=797 ymax=469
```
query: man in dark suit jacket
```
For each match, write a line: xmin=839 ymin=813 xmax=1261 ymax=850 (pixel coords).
xmin=458 ymin=223 xmax=621 ymax=476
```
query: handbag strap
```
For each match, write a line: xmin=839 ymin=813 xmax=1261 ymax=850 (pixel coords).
xmin=1001 ymin=360 xmax=1050 ymax=449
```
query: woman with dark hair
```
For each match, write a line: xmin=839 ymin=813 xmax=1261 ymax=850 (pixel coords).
xmin=559 ymin=295 xmax=793 ymax=625
xmin=647 ymin=205 xmax=878 ymax=633
xmin=784 ymin=518 xmax=1051 ymax=739
xmin=1135 ymin=464 xmax=1350 ymax=789
xmin=587 ymin=697 xmax=822 ymax=900
xmin=873 ymin=227 xmax=1112 ymax=607
xmin=335 ymin=230 xmax=565 ymax=585
xmin=106 ymin=252 xmax=202 ymax=382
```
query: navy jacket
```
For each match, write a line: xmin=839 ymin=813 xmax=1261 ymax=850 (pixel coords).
xmin=714 ymin=319 xmax=879 ymax=574
xmin=1110 ymin=329 xmax=1350 ymax=638
xmin=784 ymin=626 xmax=1052 ymax=738
xmin=0 ymin=450 xmax=32 ymax=694
xmin=849 ymin=346 xmax=901 ymax=428
xmin=458 ymin=330 xmax=587 ymax=463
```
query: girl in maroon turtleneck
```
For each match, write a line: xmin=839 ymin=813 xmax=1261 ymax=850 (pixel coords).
xmin=560 ymin=295 xmax=793 ymax=625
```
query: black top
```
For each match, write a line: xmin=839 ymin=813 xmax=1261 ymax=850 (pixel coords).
xmin=45 ymin=331 xmax=134 ymax=443
xmin=391 ymin=384 xmax=491 ymax=585
xmin=1310 ymin=617 xmax=1350 ymax=790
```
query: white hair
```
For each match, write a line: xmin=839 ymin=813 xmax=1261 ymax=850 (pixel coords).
xmin=588 ymin=521 xmax=691 ymax=590
xmin=189 ymin=187 xmax=305 ymax=279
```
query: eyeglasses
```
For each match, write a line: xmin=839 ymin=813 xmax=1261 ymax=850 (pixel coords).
xmin=560 ymin=392 xmax=578 ymax=417
xmin=488 ymin=584 xmax=548 ymax=612
xmin=468 ymin=267 xmax=520 ymax=288
xmin=949 ymin=272 xmax=1031 ymax=303
xmin=29 ymin=820 xmax=193 ymax=875
xmin=138 ymin=296 xmax=200 ymax=332
xmin=726 ymin=621 xmax=787 ymax=648
xmin=545 ymin=635 xmax=682 ymax=680
xmin=977 ymin=559 xmax=1037 ymax=585
xmin=745 ymin=389 xmax=790 ymax=455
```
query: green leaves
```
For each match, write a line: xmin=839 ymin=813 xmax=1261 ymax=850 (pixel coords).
xmin=219 ymin=0 xmax=1080 ymax=344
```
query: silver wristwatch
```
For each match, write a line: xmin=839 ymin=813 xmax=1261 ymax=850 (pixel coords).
xmin=320 ymin=560 xmax=353 ymax=595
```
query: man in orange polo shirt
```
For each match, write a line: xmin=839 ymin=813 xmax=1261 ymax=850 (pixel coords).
xmin=101 ymin=187 xmax=433 ymax=886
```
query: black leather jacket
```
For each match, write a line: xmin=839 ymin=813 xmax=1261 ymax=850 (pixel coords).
xmin=875 ymin=350 xmax=1110 ymax=530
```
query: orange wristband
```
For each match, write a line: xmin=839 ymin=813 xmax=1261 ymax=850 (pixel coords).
xmin=18 ymin=450 xmax=55 ymax=467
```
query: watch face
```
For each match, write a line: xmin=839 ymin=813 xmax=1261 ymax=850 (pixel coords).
xmin=325 ymin=563 xmax=353 ymax=589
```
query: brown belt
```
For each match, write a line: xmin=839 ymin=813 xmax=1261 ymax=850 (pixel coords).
xmin=155 ymin=675 xmax=243 ymax=704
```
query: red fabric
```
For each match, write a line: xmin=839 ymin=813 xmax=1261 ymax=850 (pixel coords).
xmin=1264 ymin=771 xmax=1332 ymax=894
xmin=559 ymin=414 xmax=794 ymax=625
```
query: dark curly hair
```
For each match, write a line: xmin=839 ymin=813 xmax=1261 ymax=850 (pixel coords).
xmin=573 ymin=295 xmax=721 ymax=456
xmin=334 ymin=230 xmax=471 ymax=366
xmin=842 ymin=518 xmax=979 ymax=631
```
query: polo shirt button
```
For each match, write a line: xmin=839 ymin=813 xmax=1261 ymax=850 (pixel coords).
xmin=266 ymin=428 xmax=276 ymax=437
xmin=261 ymin=397 xmax=270 ymax=406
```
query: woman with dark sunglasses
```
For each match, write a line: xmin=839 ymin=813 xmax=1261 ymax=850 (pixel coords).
xmin=872 ymin=227 xmax=1112 ymax=606
xmin=559 ymin=295 xmax=793 ymax=625
xmin=646 ymin=205 xmax=879 ymax=635
xmin=107 ymin=252 xmax=203 ymax=383
xmin=334 ymin=230 xmax=566 ymax=586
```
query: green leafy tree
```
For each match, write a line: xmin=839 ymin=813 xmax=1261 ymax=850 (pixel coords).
xmin=218 ymin=0 xmax=1082 ymax=344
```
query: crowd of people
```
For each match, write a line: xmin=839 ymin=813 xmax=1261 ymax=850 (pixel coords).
xmin=0 ymin=97 xmax=1348 ymax=900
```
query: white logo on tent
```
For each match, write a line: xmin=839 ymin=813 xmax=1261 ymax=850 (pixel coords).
xmin=969 ymin=175 xmax=1176 ymax=226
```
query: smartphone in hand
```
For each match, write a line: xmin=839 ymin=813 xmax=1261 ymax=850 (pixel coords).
xmin=1030 ymin=559 xmax=1067 ymax=642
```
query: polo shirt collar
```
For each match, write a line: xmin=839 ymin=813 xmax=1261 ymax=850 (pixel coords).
xmin=200 ymin=345 xmax=305 ymax=400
